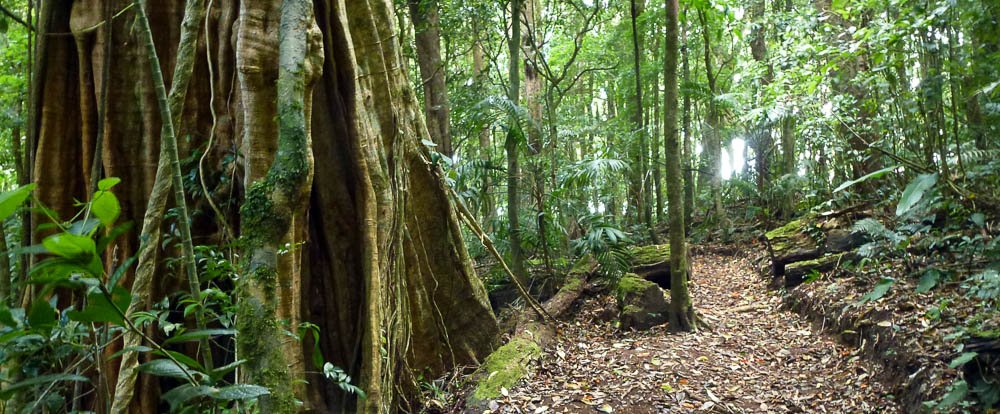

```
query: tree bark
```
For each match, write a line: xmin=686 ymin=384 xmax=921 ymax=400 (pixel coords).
xmin=813 ymin=0 xmax=881 ymax=179
xmin=408 ymin=0 xmax=452 ymax=156
xmin=664 ymin=0 xmax=695 ymax=331
xmin=523 ymin=0 xmax=551 ymax=272
xmin=681 ymin=16 xmax=694 ymax=230
xmin=506 ymin=0 xmax=528 ymax=282
xmin=473 ymin=28 xmax=494 ymax=230
xmin=749 ymin=0 xmax=772 ymax=193
xmin=697 ymin=8 xmax=728 ymax=232
xmin=653 ymin=30 xmax=663 ymax=224
xmin=631 ymin=0 xmax=657 ymax=242
xmin=112 ymin=0 xmax=210 ymax=411
xmin=32 ymin=1 xmax=500 ymax=412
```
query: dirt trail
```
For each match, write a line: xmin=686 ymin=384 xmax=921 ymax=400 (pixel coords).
xmin=491 ymin=248 xmax=899 ymax=413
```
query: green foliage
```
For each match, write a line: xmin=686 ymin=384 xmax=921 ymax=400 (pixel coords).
xmin=0 ymin=179 xmax=359 ymax=412
xmin=896 ymin=173 xmax=938 ymax=217
xmin=324 ymin=362 xmax=366 ymax=399
xmin=857 ymin=277 xmax=894 ymax=305
xmin=571 ymin=214 xmax=632 ymax=280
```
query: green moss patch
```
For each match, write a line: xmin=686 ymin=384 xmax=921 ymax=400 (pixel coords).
xmin=472 ymin=337 xmax=542 ymax=400
xmin=559 ymin=276 xmax=583 ymax=294
xmin=615 ymin=273 xmax=656 ymax=301
xmin=629 ymin=245 xmax=670 ymax=266
xmin=569 ymin=255 xmax=597 ymax=275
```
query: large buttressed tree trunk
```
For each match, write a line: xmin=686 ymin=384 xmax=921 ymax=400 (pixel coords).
xmin=31 ymin=0 xmax=498 ymax=412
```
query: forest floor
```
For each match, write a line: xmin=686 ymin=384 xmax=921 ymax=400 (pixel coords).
xmin=485 ymin=248 xmax=900 ymax=413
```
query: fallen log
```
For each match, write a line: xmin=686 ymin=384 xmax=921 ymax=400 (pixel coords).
xmin=764 ymin=215 xmax=866 ymax=286
xmin=628 ymin=244 xmax=692 ymax=289
xmin=463 ymin=256 xmax=597 ymax=411
xmin=784 ymin=251 xmax=856 ymax=287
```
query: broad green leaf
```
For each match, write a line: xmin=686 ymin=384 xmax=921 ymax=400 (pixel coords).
xmin=98 ymin=177 xmax=122 ymax=191
xmin=0 ymin=184 xmax=35 ymax=222
xmin=108 ymin=256 xmax=137 ymax=289
xmin=139 ymin=359 xmax=198 ymax=380
xmin=43 ymin=233 xmax=97 ymax=261
xmin=0 ymin=305 xmax=17 ymax=327
xmin=916 ymin=269 xmax=941 ymax=293
xmin=67 ymin=218 xmax=100 ymax=236
xmin=212 ymin=384 xmax=270 ymax=400
xmin=937 ymin=380 xmax=968 ymax=409
xmin=161 ymin=384 xmax=217 ymax=412
xmin=27 ymin=299 xmax=56 ymax=331
xmin=0 ymin=374 xmax=89 ymax=400
xmin=858 ymin=278 xmax=894 ymax=305
xmin=152 ymin=350 xmax=205 ymax=375
xmin=29 ymin=257 xmax=92 ymax=284
xmin=949 ymin=352 xmax=978 ymax=368
xmin=970 ymin=213 xmax=985 ymax=228
xmin=833 ymin=166 xmax=897 ymax=193
xmin=91 ymin=190 xmax=121 ymax=228
xmin=208 ymin=359 xmax=246 ymax=382
xmin=164 ymin=328 xmax=236 ymax=345
xmin=98 ymin=222 xmax=134 ymax=254
xmin=66 ymin=287 xmax=131 ymax=325
xmin=896 ymin=173 xmax=938 ymax=216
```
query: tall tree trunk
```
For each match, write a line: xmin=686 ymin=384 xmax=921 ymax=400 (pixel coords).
xmin=112 ymin=0 xmax=210 ymax=411
xmin=506 ymin=0 xmax=528 ymax=283
xmin=473 ymin=28 xmax=494 ymax=230
xmin=236 ymin=0 xmax=320 ymax=411
xmin=523 ymin=0 xmax=551 ymax=272
xmin=652 ymin=31 xmax=663 ymax=224
xmin=919 ymin=25 xmax=948 ymax=177
xmin=697 ymin=8 xmax=727 ymax=232
xmin=814 ymin=0 xmax=880 ymax=178
xmin=749 ymin=0 xmax=772 ymax=193
xmin=408 ymin=0 xmax=452 ymax=156
xmin=664 ymin=0 xmax=695 ymax=331
xmin=631 ymin=0 xmax=656 ymax=241
xmin=681 ymin=16 xmax=694 ymax=230
xmin=32 ymin=1 xmax=500 ymax=412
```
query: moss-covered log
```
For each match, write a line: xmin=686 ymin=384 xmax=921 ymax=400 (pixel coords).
xmin=764 ymin=215 xmax=867 ymax=287
xmin=628 ymin=244 xmax=693 ymax=289
xmin=784 ymin=252 xmax=855 ymax=287
xmin=765 ymin=218 xmax=822 ymax=272
xmin=464 ymin=257 xmax=596 ymax=410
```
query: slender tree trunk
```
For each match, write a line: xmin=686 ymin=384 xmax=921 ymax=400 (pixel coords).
xmin=652 ymin=32 xmax=663 ymax=224
xmin=523 ymin=0 xmax=551 ymax=272
xmin=111 ymin=0 xmax=210 ymax=410
xmin=749 ymin=0 xmax=772 ymax=193
xmin=474 ymin=29 xmax=494 ymax=230
xmin=507 ymin=0 xmax=528 ymax=284
xmin=631 ymin=0 xmax=657 ymax=242
xmin=664 ymin=0 xmax=694 ymax=331
xmin=698 ymin=8 xmax=727 ymax=232
xmin=681 ymin=17 xmax=694 ymax=230
xmin=0 ymin=224 xmax=10 ymax=306
xmin=814 ymin=0 xmax=880 ymax=178
xmin=408 ymin=0 xmax=452 ymax=156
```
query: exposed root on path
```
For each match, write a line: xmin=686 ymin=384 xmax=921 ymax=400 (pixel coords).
xmin=474 ymin=248 xmax=899 ymax=413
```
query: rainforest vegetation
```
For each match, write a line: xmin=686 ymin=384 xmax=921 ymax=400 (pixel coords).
xmin=0 ymin=0 xmax=997 ymax=412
